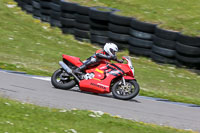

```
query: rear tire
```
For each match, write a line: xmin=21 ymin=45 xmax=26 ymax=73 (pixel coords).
xmin=112 ymin=80 xmax=140 ymax=100
xmin=51 ymin=68 xmax=76 ymax=90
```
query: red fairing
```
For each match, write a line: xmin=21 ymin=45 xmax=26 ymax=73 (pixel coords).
xmin=79 ymin=79 xmax=112 ymax=94
xmin=62 ymin=54 xmax=83 ymax=67
xmin=113 ymin=63 xmax=134 ymax=77
xmin=79 ymin=64 xmax=116 ymax=94
xmin=123 ymin=76 xmax=135 ymax=80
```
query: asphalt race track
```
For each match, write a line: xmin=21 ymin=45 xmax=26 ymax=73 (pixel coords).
xmin=0 ymin=70 xmax=200 ymax=132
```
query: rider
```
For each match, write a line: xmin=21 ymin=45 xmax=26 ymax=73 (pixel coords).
xmin=73 ymin=43 xmax=123 ymax=74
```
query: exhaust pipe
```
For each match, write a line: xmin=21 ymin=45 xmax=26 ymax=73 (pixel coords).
xmin=59 ymin=61 xmax=72 ymax=74
xmin=59 ymin=61 xmax=80 ymax=82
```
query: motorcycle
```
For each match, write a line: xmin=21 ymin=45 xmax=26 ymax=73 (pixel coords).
xmin=51 ymin=54 xmax=140 ymax=100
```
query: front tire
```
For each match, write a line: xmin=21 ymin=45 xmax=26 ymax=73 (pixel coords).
xmin=51 ymin=68 xmax=76 ymax=90
xmin=112 ymin=80 xmax=140 ymax=100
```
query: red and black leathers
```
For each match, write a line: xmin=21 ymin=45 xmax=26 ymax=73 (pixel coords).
xmin=74 ymin=49 xmax=121 ymax=73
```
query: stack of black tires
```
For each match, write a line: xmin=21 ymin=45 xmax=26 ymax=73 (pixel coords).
xmin=17 ymin=0 xmax=27 ymax=11
xmin=14 ymin=0 xmax=20 ymax=9
xmin=50 ymin=0 xmax=61 ymax=27
xmin=60 ymin=1 xmax=78 ymax=34
xmin=89 ymin=7 xmax=116 ymax=47
xmin=108 ymin=13 xmax=131 ymax=50
xmin=176 ymin=34 xmax=200 ymax=69
xmin=32 ymin=0 xmax=41 ymax=19
xmin=74 ymin=5 xmax=91 ymax=42
xmin=14 ymin=0 xmax=200 ymax=70
xmin=23 ymin=0 xmax=33 ymax=14
xmin=152 ymin=27 xmax=177 ymax=64
xmin=40 ymin=0 xmax=51 ymax=22
xmin=129 ymin=19 xmax=156 ymax=57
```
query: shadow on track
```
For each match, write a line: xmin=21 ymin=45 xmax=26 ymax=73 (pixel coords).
xmin=53 ymin=87 xmax=141 ymax=103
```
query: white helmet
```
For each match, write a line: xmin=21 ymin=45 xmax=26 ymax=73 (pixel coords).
xmin=104 ymin=43 xmax=118 ymax=57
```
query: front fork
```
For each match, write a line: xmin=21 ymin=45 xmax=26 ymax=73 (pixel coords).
xmin=121 ymin=75 xmax=135 ymax=85
xmin=122 ymin=77 xmax=126 ymax=85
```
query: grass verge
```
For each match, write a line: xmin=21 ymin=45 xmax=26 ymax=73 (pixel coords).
xmin=0 ymin=97 xmax=195 ymax=133
xmin=0 ymin=0 xmax=200 ymax=105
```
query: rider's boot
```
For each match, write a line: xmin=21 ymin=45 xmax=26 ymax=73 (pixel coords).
xmin=73 ymin=64 xmax=87 ymax=74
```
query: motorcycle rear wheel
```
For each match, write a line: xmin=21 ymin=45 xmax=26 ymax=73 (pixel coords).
xmin=51 ymin=68 xmax=76 ymax=90
xmin=112 ymin=80 xmax=140 ymax=100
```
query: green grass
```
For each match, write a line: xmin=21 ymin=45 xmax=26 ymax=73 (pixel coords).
xmin=0 ymin=97 xmax=195 ymax=133
xmin=0 ymin=0 xmax=200 ymax=105
xmin=132 ymin=57 xmax=200 ymax=105
xmin=68 ymin=0 xmax=200 ymax=36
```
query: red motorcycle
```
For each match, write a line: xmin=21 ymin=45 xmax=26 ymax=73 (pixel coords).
xmin=51 ymin=54 xmax=140 ymax=100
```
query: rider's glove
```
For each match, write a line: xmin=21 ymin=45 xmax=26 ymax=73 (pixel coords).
xmin=117 ymin=59 xmax=123 ymax=63
xmin=112 ymin=56 xmax=117 ymax=61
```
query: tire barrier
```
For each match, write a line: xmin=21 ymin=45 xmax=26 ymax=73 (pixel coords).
xmin=40 ymin=0 xmax=51 ymax=22
xmin=108 ymin=13 xmax=131 ymax=50
xmin=129 ymin=19 xmax=156 ymax=57
xmin=15 ymin=0 xmax=200 ymax=70
xmin=60 ymin=1 xmax=78 ymax=35
xmin=50 ymin=0 xmax=61 ymax=27
xmin=176 ymin=34 xmax=200 ymax=68
xmin=32 ymin=0 xmax=41 ymax=19
xmin=74 ymin=5 xmax=90 ymax=42
xmin=89 ymin=7 xmax=117 ymax=47
xmin=18 ymin=0 xmax=28 ymax=11
xmin=151 ymin=27 xmax=177 ymax=64
xmin=24 ymin=0 xmax=33 ymax=14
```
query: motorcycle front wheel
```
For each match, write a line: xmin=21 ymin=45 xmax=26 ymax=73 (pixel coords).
xmin=112 ymin=80 xmax=140 ymax=100
xmin=51 ymin=68 xmax=76 ymax=90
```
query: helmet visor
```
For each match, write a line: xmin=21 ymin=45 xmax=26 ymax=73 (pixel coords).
xmin=110 ymin=48 xmax=116 ymax=56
